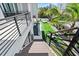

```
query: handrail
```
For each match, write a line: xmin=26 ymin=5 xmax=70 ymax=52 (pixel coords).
xmin=51 ymin=27 xmax=78 ymax=34
xmin=63 ymin=28 xmax=79 ymax=56
xmin=45 ymin=27 xmax=79 ymax=56
xmin=0 ymin=12 xmax=29 ymax=21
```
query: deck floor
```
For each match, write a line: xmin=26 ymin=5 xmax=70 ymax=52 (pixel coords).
xmin=15 ymin=41 xmax=56 ymax=56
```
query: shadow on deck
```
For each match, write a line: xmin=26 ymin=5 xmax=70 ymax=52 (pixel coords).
xmin=15 ymin=42 xmax=33 ymax=56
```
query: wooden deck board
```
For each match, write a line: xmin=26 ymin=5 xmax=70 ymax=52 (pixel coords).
xmin=28 ymin=41 xmax=55 ymax=56
xmin=15 ymin=41 xmax=56 ymax=56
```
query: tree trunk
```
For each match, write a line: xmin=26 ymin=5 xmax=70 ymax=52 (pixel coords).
xmin=68 ymin=21 xmax=76 ymax=40
xmin=71 ymin=21 xmax=75 ymax=28
xmin=48 ymin=15 xmax=52 ymax=21
xmin=70 ymin=21 xmax=76 ymax=33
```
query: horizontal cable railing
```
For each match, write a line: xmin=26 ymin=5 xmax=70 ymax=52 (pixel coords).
xmin=0 ymin=12 xmax=32 ymax=56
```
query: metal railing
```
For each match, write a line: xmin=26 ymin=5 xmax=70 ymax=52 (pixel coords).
xmin=63 ymin=29 xmax=79 ymax=56
xmin=42 ymin=28 xmax=79 ymax=56
xmin=0 ymin=12 xmax=32 ymax=56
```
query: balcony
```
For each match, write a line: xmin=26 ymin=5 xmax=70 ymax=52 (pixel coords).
xmin=0 ymin=11 xmax=56 ymax=56
xmin=0 ymin=12 xmax=79 ymax=56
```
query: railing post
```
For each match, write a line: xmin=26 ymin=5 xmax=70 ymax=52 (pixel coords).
xmin=42 ymin=31 xmax=46 ymax=42
xmin=31 ymin=34 xmax=34 ymax=41
xmin=49 ymin=33 xmax=52 ymax=46
xmin=28 ymin=32 xmax=31 ymax=43
xmin=24 ymin=13 xmax=28 ymax=26
xmin=14 ymin=17 xmax=21 ymax=36
xmin=28 ymin=12 xmax=31 ymax=21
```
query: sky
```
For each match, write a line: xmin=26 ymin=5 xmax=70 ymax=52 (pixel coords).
xmin=38 ymin=3 xmax=60 ymax=8
xmin=38 ymin=3 xmax=50 ymax=8
xmin=38 ymin=3 xmax=66 ymax=9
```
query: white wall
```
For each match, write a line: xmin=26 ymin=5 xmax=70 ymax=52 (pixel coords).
xmin=27 ymin=3 xmax=38 ymax=36
xmin=17 ymin=3 xmax=28 ymax=13
xmin=27 ymin=3 xmax=38 ymax=19
xmin=0 ymin=7 xmax=5 ymax=19
xmin=21 ymin=3 xmax=28 ymax=12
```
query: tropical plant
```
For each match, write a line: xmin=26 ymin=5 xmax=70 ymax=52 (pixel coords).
xmin=38 ymin=4 xmax=79 ymax=30
xmin=50 ymin=5 xmax=68 ymax=30
xmin=38 ymin=7 xmax=48 ymax=18
xmin=65 ymin=3 xmax=79 ymax=28
xmin=50 ymin=3 xmax=79 ymax=30
xmin=45 ymin=6 xmax=61 ymax=21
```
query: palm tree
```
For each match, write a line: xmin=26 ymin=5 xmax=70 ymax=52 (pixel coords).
xmin=45 ymin=6 xmax=60 ymax=21
xmin=50 ymin=3 xmax=79 ymax=30
xmin=49 ymin=5 xmax=68 ymax=30
xmin=38 ymin=7 xmax=48 ymax=18
xmin=65 ymin=3 xmax=79 ymax=28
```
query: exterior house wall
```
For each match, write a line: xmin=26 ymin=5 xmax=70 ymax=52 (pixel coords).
xmin=0 ymin=7 xmax=5 ymax=19
xmin=0 ymin=3 xmax=38 ymax=56
xmin=27 ymin=3 xmax=38 ymax=19
xmin=17 ymin=3 xmax=28 ymax=13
